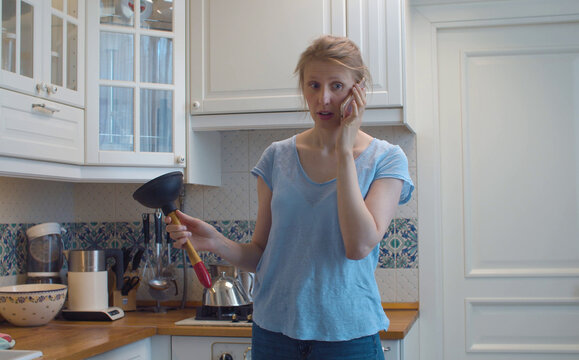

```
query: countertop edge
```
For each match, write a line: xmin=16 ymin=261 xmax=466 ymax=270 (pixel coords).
xmin=7 ymin=309 xmax=418 ymax=359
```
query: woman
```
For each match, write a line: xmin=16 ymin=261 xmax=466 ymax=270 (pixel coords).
xmin=166 ymin=35 xmax=414 ymax=360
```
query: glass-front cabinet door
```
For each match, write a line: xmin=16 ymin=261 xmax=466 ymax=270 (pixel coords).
xmin=85 ymin=0 xmax=186 ymax=167
xmin=0 ymin=0 xmax=84 ymax=107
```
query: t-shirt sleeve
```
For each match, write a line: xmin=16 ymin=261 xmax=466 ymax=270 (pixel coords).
xmin=376 ymin=145 xmax=414 ymax=205
xmin=251 ymin=143 xmax=275 ymax=191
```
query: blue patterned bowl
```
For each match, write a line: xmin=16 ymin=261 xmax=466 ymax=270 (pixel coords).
xmin=0 ymin=284 xmax=67 ymax=326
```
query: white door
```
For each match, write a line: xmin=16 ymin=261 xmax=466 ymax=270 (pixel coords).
xmin=437 ymin=21 xmax=579 ymax=359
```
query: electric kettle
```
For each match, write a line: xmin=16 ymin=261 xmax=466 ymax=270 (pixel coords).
xmin=66 ymin=249 xmax=124 ymax=311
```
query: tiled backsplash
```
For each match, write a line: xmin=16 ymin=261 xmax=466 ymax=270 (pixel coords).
xmin=0 ymin=126 xmax=417 ymax=302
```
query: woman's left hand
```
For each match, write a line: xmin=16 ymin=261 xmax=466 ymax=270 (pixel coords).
xmin=337 ymin=83 xmax=366 ymax=154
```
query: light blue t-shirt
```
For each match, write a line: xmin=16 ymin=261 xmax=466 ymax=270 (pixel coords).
xmin=250 ymin=135 xmax=414 ymax=341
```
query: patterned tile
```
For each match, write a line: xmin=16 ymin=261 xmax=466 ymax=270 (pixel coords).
xmin=0 ymin=224 xmax=26 ymax=275
xmin=396 ymin=269 xmax=419 ymax=302
xmin=204 ymin=172 xmax=250 ymax=220
xmin=182 ymin=184 xmax=205 ymax=219
xmin=73 ymin=183 xmax=118 ymax=222
xmin=396 ymin=218 xmax=418 ymax=269
xmin=374 ymin=268 xmax=397 ymax=302
xmin=74 ymin=222 xmax=115 ymax=250
xmin=222 ymin=131 xmax=249 ymax=172
xmin=378 ymin=222 xmax=397 ymax=269
xmin=114 ymin=183 xmax=150 ymax=222
xmin=202 ymin=220 xmax=252 ymax=264
xmin=248 ymin=128 xmax=303 ymax=169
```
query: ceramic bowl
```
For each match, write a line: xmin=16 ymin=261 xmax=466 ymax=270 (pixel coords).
xmin=0 ymin=284 xmax=67 ymax=326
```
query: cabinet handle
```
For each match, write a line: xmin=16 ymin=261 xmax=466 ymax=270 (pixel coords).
xmin=46 ymin=84 xmax=58 ymax=94
xmin=243 ymin=346 xmax=251 ymax=360
xmin=176 ymin=155 xmax=186 ymax=165
xmin=35 ymin=82 xmax=47 ymax=93
xmin=382 ymin=346 xmax=391 ymax=352
xmin=31 ymin=103 xmax=60 ymax=114
xmin=191 ymin=101 xmax=201 ymax=111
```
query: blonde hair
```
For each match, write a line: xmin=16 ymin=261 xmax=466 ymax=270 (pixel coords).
xmin=294 ymin=35 xmax=370 ymax=92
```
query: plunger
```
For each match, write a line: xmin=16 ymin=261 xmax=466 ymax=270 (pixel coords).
xmin=133 ymin=171 xmax=212 ymax=288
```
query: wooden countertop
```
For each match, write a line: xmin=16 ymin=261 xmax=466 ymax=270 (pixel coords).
xmin=3 ymin=307 xmax=418 ymax=360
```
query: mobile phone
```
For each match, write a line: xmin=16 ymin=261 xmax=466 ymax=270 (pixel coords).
xmin=340 ymin=78 xmax=366 ymax=118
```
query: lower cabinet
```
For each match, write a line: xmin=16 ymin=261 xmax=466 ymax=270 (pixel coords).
xmin=382 ymin=319 xmax=420 ymax=360
xmin=172 ymin=322 xmax=419 ymax=360
xmin=87 ymin=336 xmax=171 ymax=360
xmin=172 ymin=336 xmax=252 ymax=360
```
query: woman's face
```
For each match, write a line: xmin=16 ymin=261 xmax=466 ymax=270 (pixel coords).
xmin=302 ymin=60 xmax=357 ymax=126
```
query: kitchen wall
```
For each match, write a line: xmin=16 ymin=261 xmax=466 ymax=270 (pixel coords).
xmin=0 ymin=126 xmax=417 ymax=303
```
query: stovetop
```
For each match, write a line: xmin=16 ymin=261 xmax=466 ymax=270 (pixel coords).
xmin=175 ymin=304 xmax=253 ymax=327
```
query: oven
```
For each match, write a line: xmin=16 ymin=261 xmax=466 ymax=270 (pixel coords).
xmin=174 ymin=304 xmax=253 ymax=360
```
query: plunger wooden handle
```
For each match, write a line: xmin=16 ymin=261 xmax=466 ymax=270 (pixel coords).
xmin=168 ymin=211 xmax=212 ymax=288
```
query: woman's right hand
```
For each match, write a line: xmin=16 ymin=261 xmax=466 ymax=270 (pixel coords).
xmin=165 ymin=210 xmax=220 ymax=253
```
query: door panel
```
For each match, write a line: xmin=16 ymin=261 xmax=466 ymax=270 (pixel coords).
xmin=437 ymin=21 xmax=579 ymax=360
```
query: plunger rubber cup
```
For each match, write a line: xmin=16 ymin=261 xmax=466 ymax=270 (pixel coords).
xmin=133 ymin=172 xmax=212 ymax=289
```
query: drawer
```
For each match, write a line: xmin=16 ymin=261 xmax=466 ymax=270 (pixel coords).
xmin=0 ymin=88 xmax=84 ymax=164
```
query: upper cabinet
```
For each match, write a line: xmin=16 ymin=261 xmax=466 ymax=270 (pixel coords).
xmin=85 ymin=0 xmax=186 ymax=167
xmin=188 ymin=0 xmax=404 ymax=129
xmin=1 ymin=0 xmax=85 ymax=108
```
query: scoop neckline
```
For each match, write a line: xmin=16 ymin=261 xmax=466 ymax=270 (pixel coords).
xmin=292 ymin=135 xmax=376 ymax=185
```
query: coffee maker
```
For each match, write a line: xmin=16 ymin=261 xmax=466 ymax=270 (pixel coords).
xmin=25 ymin=223 xmax=64 ymax=284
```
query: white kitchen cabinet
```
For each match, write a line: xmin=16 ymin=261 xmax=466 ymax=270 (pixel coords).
xmin=0 ymin=87 xmax=84 ymax=164
xmin=85 ymin=0 xmax=187 ymax=168
xmin=188 ymin=0 xmax=404 ymax=130
xmin=382 ymin=319 xmax=419 ymax=360
xmin=0 ymin=0 xmax=85 ymax=108
xmin=172 ymin=323 xmax=418 ymax=360
xmin=87 ymin=335 xmax=171 ymax=360
xmin=172 ymin=335 xmax=252 ymax=360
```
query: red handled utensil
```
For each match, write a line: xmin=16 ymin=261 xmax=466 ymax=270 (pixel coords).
xmin=133 ymin=171 xmax=212 ymax=288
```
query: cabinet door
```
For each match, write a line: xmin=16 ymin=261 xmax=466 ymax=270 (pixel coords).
xmin=86 ymin=0 xmax=186 ymax=167
xmin=381 ymin=339 xmax=401 ymax=360
xmin=347 ymin=0 xmax=403 ymax=107
xmin=189 ymin=0 xmax=346 ymax=115
xmin=189 ymin=0 xmax=403 ymax=117
xmin=1 ymin=0 xmax=43 ymax=96
xmin=42 ymin=0 xmax=85 ymax=106
xmin=0 ymin=0 xmax=84 ymax=107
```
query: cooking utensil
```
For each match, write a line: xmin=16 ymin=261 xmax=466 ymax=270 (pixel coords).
xmin=148 ymin=278 xmax=170 ymax=291
xmin=133 ymin=171 xmax=212 ymax=288
xmin=149 ymin=210 xmax=169 ymax=290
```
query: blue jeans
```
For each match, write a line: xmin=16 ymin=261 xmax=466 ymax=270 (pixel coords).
xmin=251 ymin=323 xmax=385 ymax=360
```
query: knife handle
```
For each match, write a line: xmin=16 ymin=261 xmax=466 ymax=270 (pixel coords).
xmin=142 ymin=213 xmax=150 ymax=246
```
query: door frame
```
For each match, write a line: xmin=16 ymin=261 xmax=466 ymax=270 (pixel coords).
xmin=408 ymin=1 xmax=579 ymax=359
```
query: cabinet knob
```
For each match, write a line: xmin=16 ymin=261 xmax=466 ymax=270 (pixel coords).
xmin=176 ymin=155 xmax=186 ymax=164
xmin=35 ymin=82 xmax=47 ymax=93
xmin=191 ymin=101 xmax=201 ymax=111
xmin=46 ymin=84 xmax=58 ymax=94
